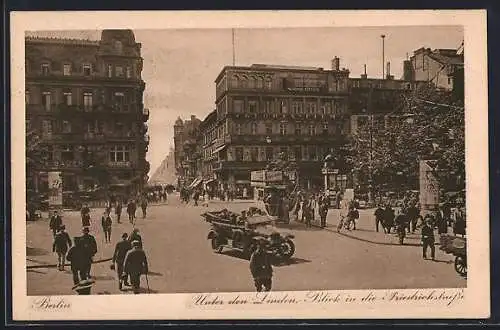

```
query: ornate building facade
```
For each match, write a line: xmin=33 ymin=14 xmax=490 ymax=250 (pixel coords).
xmin=25 ymin=30 xmax=149 ymax=206
xmin=205 ymin=59 xmax=351 ymax=195
xmin=173 ymin=115 xmax=202 ymax=187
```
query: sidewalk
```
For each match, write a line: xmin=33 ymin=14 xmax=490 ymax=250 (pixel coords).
xmin=26 ymin=207 xmax=134 ymax=269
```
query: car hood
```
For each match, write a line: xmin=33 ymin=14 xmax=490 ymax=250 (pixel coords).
xmin=253 ymin=224 xmax=293 ymax=238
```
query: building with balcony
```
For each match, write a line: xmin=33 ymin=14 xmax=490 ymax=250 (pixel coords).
xmin=206 ymin=58 xmax=351 ymax=194
xmin=25 ymin=30 xmax=149 ymax=205
xmin=173 ymin=115 xmax=202 ymax=187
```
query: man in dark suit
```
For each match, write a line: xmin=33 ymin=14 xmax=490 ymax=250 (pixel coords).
xmin=112 ymin=233 xmax=132 ymax=290
xmin=123 ymin=240 xmax=149 ymax=294
xmin=49 ymin=210 xmax=63 ymax=237
xmin=249 ymin=239 xmax=273 ymax=292
xmin=421 ymin=218 xmax=436 ymax=260
xmin=53 ymin=225 xmax=72 ymax=271
xmin=79 ymin=227 xmax=97 ymax=279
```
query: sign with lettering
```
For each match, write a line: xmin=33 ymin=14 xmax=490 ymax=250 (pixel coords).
xmin=265 ymin=171 xmax=283 ymax=182
xmin=250 ymin=170 xmax=265 ymax=182
xmin=48 ymin=171 xmax=63 ymax=206
xmin=419 ymin=160 xmax=440 ymax=213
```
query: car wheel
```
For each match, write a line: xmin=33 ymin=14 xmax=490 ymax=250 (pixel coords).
xmin=281 ymin=239 xmax=295 ymax=259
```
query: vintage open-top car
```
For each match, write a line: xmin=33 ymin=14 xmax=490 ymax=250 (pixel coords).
xmin=201 ymin=209 xmax=295 ymax=261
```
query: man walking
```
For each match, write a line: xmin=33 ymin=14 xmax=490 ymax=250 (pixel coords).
xmin=49 ymin=210 xmax=63 ymax=237
xmin=115 ymin=199 xmax=123 ymax=223
xmin=140 ymin=197 xmax=148 ymax=218
xmin=111 ymin=233 xmax=132 ymax=290
xmin=81 ymin=203 xmax=91 ymax=226
xmin=374 ymin=204 xmax=385 ymax=233
xmin=127 ymin=199 xmax=137 ymax=224
xmin=52 ymin=225 xmax=72 ymax=271
xmin=66 ymin=237 xmax=86 ymax=285
xmin=123 ymin=240 xmax=149 ymax=294
xmin=421 ymin=218 xmax=436 ymax=260
xmin=318 ymin=195 xmax=329 ymax=228
xmin=249 ymin=239 xmax=273 ymax=292
xmin=79 ymin=227 xmax=98 ymax=279
xmin=128 ymin=228 xmax=143 ymax=249
xmin=101 ymin=211 xmax=112 ymax=243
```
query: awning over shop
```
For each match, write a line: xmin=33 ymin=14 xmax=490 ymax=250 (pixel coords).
xmin=212 ymin=145 xmax=227 ymax=155
xmin=188 ymin=177 xmax=203 ymax=189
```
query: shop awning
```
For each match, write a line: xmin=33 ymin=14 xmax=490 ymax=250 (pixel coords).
xmin=212 ymin=145 xmax=227 ymax=155
xmin=188 ymin=177 xmax=203 ymax=189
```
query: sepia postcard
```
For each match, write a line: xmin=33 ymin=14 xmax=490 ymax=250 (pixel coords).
xmin=10 ymin=10 xmax=489 ymax=321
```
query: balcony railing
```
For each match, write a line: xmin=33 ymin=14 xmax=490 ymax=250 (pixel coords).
xmin=42 ymin=160 xmax=84 ymax=168
xmin=108 ymin=161 xmax=132 ymax=168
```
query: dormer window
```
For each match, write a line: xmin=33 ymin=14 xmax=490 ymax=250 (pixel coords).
xmin=113 ymin=40 xmax=123 ymax=53
xmin=41 ymin=63 xmax=50 ymax=76
xmin=83 ymin=63 xmax=92 ymax=76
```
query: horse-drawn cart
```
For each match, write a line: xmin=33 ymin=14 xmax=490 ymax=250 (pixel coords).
xmin=201 ymin=209 xmax=295 ymax=261
xmin=439 ymin=235 xmax=467 ymax=277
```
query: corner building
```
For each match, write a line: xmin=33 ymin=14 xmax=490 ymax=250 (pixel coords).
xmin=210 ymin=59 xmax=351 ymax=193
xmin=25 ymin=30 xmax=149 ymax=205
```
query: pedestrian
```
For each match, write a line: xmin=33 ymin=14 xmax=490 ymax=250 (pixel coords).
xmin=140 ymin=197 xmax=148 ymax=218
xmin=435 ymin=209 xmax=448 ymax=235
xmin=319 ymin=195 xmax=329 ymax=228
xmin=193 ymin=190 xmax=200 ymax=206
xmin=249 ymin=239 xmax=273 ymax=292
xmin=66 ymin=237 xmax=87 ymax=285
xmin=453 ymin=204 xmax=466 ymax=237
xmin=406 ymin=203 xmax=420 ymax=233
xmin=128 ymin=228 xmax=143 ymax=249
xmin=81 ymin=203 xmax=91 ymax=221
xmin=52 ymin=225 xmax=72 ymax=271
xmin=104 ymin=199 xmax=112 ymax=215
xmin=49 ymin=210 xmax=63 ymax=237
xmin=123 ymin=240 xmax=149 ymax=294
xmin=115 ymin=199 xmax=123 ymax=223
xmin=127 ymin=199 xmax=136 ymax=224
xmin=374 ymin=204 xmax=385 ymax=233
xmin=111 ymin=233 xmax=132 ymax=290
xmin=79 ymin=227 xmax=97 ymax=279
xmin=421 ymin=218 xmax=436 ymax=260
xmin=383 ymin=204 xmax=395 ymax=234
xmin=101 ymin=211 xmax=112 ymax=243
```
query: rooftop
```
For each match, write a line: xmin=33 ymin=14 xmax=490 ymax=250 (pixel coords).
xmin=25 ymin=36 xmax=100 ymax=46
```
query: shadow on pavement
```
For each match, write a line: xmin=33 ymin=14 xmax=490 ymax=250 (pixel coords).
xmin=335 ymin=231 xmax=423 ymax=247
xmin=147 ymin=271 xmax=163 ymax=277
xmin=27 ymin=246 xmax=50 ymax=256
xmin=27 ymin=268 xmax=47 ymax=274
xmin=276 ymin=222 xmax=322 ymax=231
xmin=92 ymin=275 xmax=115 ymax=281
xmin=273 ymin=257 xmax=311 ymax=267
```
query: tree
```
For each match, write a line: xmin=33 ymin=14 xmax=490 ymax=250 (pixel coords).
xmin=346 ymin=84 xmax=465 ymax=194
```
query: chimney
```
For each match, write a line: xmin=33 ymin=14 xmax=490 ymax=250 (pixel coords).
xmin=331 ymin=57 xmax=340 ymax=71
xmin=361 ymin=64 xmax=367 ymax=79
xmin=386 ymin=62 xmax=390 ymax=79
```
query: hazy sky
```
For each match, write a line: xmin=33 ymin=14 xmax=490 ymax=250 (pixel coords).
xmin=27 ymin=26 xmax=463 ymax=176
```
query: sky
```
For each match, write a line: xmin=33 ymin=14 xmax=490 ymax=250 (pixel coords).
xmin=26 ymin=26 xmax=463 ymax=176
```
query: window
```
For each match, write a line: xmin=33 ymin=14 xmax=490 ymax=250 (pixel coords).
xmin=279 ymin=101 xmax=287 ymax=114
xmin=62 ymin=120 xmax=72 ymax=133
xmin=114 ymin=40 xmax=123 ymax=53
xmin=83 ymin=64 xmax=92 ymax=76
xmin=83 ymin=92 xmax=93 ymax=110
xmin=42 ymin=92 xmax=51 ymax=111
xmin=295 ymin=123 xmax=302 ymax=135
xmin=41 ymin=63 xmax=50 ymax=76
xmin=448 ymin=77 xmax=452 ymax=84
xmin=256 ymin=77 xmax=263 ymax=89
xmin=264 ymin=100 xmax=272 ymax=113
xmin=251 ymin=122 xmax=258 ymax=135
xmin=279 ymin=122 xmax=287 ymax=135
xmin=294 ymin=147 xmax=301 ymax=161
xmin=265 ymin=147 xmax=273 ymax=161
xmin=233 ymin=100 xmax=244 ymax=113
xmin=308 ymin=124 xmax=316 ymax=136
xmin=43 ymin=145 xmax=53 ymax=161
xmin=116 ymin=66 xmax=124 ymax=77
xmin=230 ymin=76 xmax=239 ymax=88
xmin=63 ymin=64 xmax=71 ymax=76
xmin=61 ymin=145 xmax=75 ymax=162
xmin=322 ymin=123 xmax=328 ymax=134
xmin=241 ymin=76 xmax=248 ymax=88
xmin=25 ymin=90 xmax=30 ymax=105
xmin=108 ymin=65 xmax=113 ymax=78
xmin=126 ymin=66 xmax=132 ymax=78
xmin=248 ymin=78 xmax=256 ymax=89
xmin=265 ymin=123 xmax=272 ymax=135
xmin=265 ymin=79 xmax=272 ymax=89
xmin=251 ymin=147 xmax=258 ymax=161
xmin=42 ymin=120 xmax=52 ymax=136
xmin=309 ymin=146 xmax=317 ymax=160
xmin=114 ymin=92 xmax=125 ymax=111
xmin=292 ymin=101 xmax=302 ymax=114
xmin=235 ymin=147 xmax=244 ymax=161
xmin=248 ymin=100 xmax=257 ymax=113
xmin=109 ymin=145 xmax=130 ymax=162
xmin=63 ymin=92 xmax=72 ymax=106
xmin=280 ymin=147 xmax=288 ymax=160
xmin=235 ymin=123 xmax=242 ymax=135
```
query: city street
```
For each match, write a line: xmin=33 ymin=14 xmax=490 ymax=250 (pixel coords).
xmin=27 ymin=197 xmax=466 ymax=295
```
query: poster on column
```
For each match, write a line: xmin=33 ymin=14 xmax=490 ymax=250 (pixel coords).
xmin=48 ymin=171 xmax=63 ymax=206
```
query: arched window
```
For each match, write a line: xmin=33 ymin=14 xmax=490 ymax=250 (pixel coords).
xmin=231 ymin=75 xmax=239 ymax=88
xmin=251 ymin=122 xmax=258 ymax=135
xmin=241 ymin=75 xmax=248 ymax=88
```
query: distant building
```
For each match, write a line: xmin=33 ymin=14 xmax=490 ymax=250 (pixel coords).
xmin=403 ymin=47 xmax=464 ymax=92
xmin=25 ymin=30 xmax=149 ymax=205
xmin=205 ymin=58 xmax=351 ymax=194
xmin=173 ymin=115 xmax=202 ymax=187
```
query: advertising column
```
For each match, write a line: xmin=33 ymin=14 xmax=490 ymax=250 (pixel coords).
xmin=419 ymin=160 xmax=440 ymax=217
xmin=48 ymin=171 xmax=63 ymax=208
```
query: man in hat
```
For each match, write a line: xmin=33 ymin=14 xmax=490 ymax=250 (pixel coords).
xmin=127 ymin=199 xmax=137 ymax=224
xmin=112 ymin=233 xmax=132 ymax=290
xmin=115 ymin=198 xmax=123 ymax=223
xmin=123 ymin=240 xmax=149 ymax=294
xmin=140 ymin=196 xmax=148 ymax=218
xmin=81 ymin=203 xmax=91 ymax=226
xmin=374 ymin=204 xmax=385 ymax=233
xmin=421 ymin=217 xmax=436 ymax=260
xmin=52 ymin=225 xmax=72 ymax=271
xmin=66 ymin=237 xmax=86 ymax=285
xmin=49 ymin=210 xmax=63 ymax=237
xmin=79 ymin=227 xmax=98 ymax=279
xmin=128 ymin=228 xmax=143 ymax=249
xmin=101 ymin=211 xmax=113 ymax=243
xmin=249 ymin=239 xmax=273 ymax=292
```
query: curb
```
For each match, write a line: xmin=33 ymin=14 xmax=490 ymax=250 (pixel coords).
xmin=27 ymin=257 xmax=112 ymax=270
